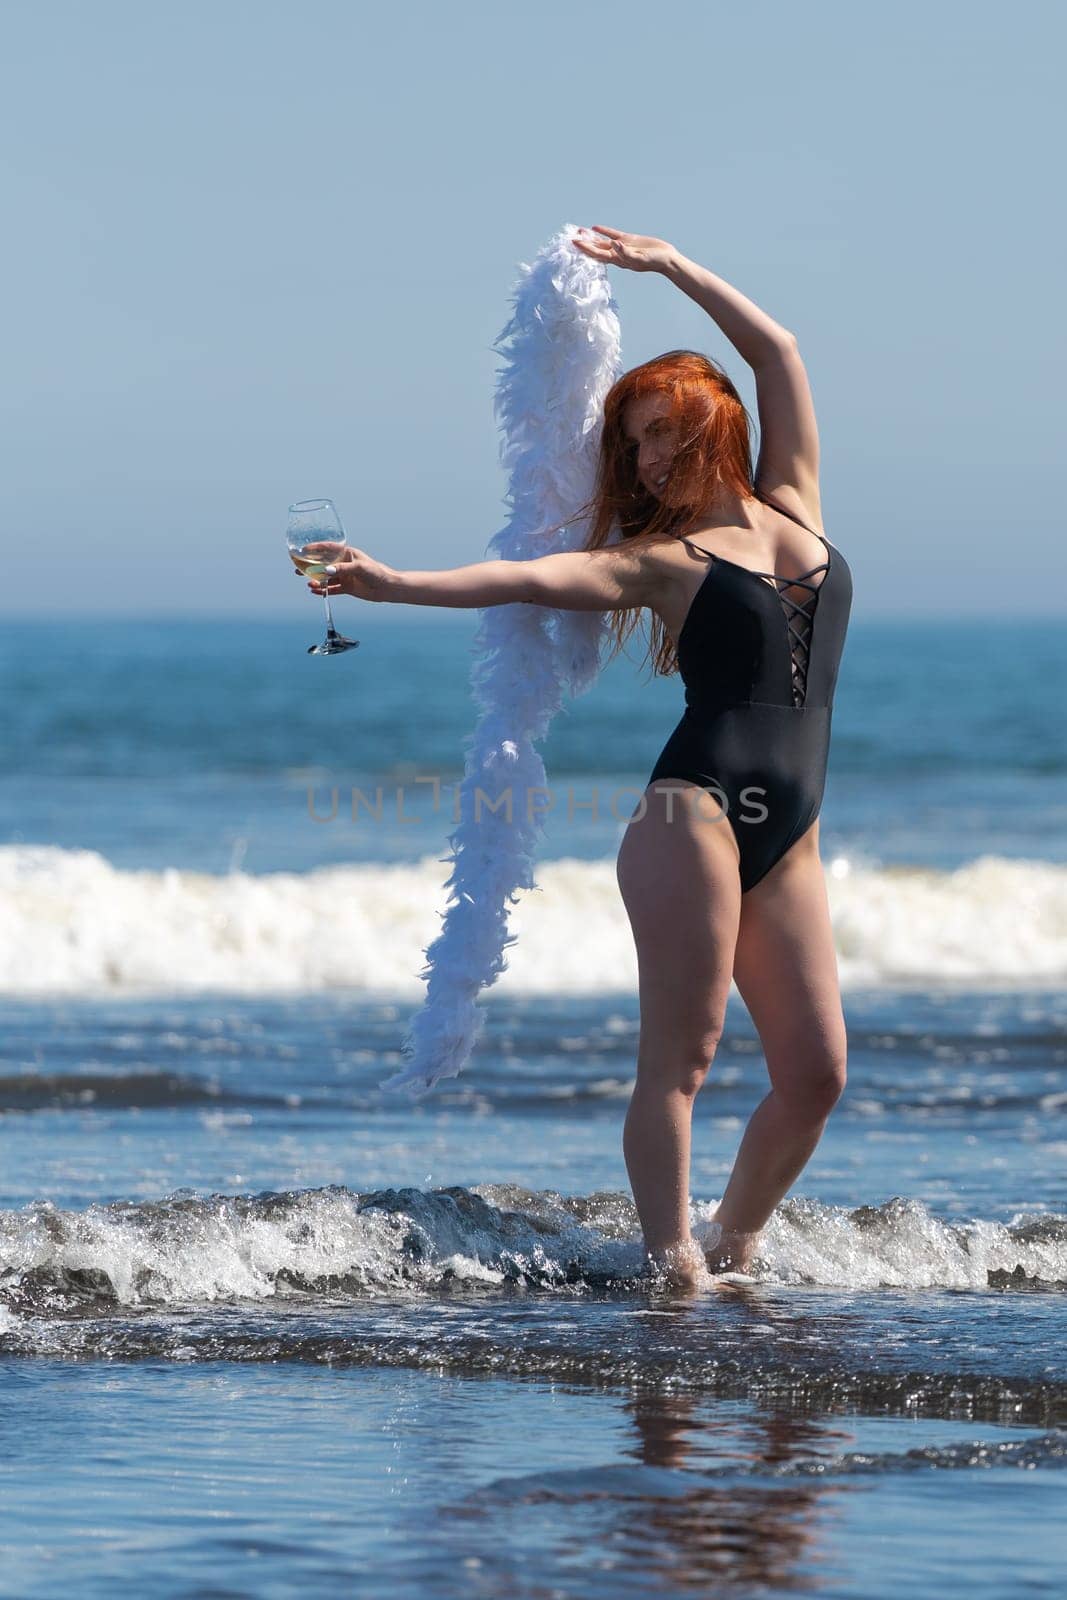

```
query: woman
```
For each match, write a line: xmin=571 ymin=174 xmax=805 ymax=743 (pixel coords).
xmin=306 ymin=226 xmax=853 ymax=1292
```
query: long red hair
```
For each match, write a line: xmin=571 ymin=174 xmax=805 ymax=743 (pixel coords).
xmin=560 ymin=349 xmax=759 ymax=676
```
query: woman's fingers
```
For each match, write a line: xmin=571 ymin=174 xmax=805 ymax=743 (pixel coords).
xmin=572 ymin=225 xmax=644 ymax=266
xmin=572 ymin=235 xmax=614 ymax=260
xmin=573 ymin=225 xmax=669 ymax=275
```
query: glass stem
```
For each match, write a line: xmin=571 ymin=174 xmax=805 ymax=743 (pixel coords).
xmin=322 ymin=591 xmax=337 ymax=635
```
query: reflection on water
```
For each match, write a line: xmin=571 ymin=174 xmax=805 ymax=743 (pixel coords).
xmin=437 ymin=1295 xmax=861 ymax=1594
xmin=618 ymin=1389 xmax=853 ymax=1592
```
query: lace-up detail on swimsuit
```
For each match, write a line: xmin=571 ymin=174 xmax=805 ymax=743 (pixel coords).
xmin=757 ymin=560 xmax=830 ymax=706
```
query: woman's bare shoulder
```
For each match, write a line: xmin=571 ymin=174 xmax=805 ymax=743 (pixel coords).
xmin=611 ymin=530 xmax=694 ymax=598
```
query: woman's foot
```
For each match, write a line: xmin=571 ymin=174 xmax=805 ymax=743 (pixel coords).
xmin=703 ymin=1222 xmax=761 ymax=1275
xmin=649 ymin=1237 xmax=714 ymax=1293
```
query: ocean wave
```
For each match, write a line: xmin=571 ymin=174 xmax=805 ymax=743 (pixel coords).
xmin=1 ymin=845 xmax=1066 ymax=996
xmin=3 ymin=1185 xmax=1064 ymax=1424
xmin=1 ymin=1185 xmax=1063 ymax=1320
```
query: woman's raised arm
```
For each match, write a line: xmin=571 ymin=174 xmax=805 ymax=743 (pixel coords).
xmin=572 ymin=226 xmax=794 ymax=367
xmin=571 ymin=225 xmax=820 ymax=510
xmin=658 ymin=248 xmax=796 ymax=367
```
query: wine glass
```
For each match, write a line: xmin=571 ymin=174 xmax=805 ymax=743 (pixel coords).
xmin=286 ymin=499 xmax=361 ymax=656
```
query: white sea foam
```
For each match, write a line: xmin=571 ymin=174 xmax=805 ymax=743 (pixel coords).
xmin=0 ymin=1186 xmax=1062 ymax=1310
xmin=694 ymin=1196 xmax=1067 ymax=1290
xmin=1 ymin=844 xmax=1065 ymax=997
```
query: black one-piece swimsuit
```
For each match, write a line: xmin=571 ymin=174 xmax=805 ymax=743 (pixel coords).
xmin=646 ymin=492 xmax=853 ymax=893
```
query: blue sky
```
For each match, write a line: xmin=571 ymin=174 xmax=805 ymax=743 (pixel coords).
xmin=0 ymin=0 xmax=1060 ymax=618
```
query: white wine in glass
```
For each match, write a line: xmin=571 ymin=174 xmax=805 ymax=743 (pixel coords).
xmin=286 ymin=498 xmax=360 ymax=657
xmin=288 ymin=548 xmax=334 ymax=578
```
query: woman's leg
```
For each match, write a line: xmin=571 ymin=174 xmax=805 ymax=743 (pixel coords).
xmin=616 ymin=780 xmax=743 ymax=1287
xmin=709 ymin=818 xmax=848 ymax=1271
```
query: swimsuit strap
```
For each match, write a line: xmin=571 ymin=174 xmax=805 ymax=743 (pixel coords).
xmin=678 ymin=491 xmax=829 ymax=570
xmin=753 ymin=489 xmax=829 ymax=546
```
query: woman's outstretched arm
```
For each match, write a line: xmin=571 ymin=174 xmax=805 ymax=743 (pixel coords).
xmin=303 ymin=540 xmax=660 ymax=615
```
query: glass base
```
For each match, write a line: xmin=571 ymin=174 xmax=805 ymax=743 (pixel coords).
xmin=308 ymin=630 xmax=360 ymax=657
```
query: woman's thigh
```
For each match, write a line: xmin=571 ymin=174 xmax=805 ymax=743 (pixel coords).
xmin=616 ymin=780 xmax=743 ymax=1082
xmin=731 ymin=820 xmax=848 ymax=1105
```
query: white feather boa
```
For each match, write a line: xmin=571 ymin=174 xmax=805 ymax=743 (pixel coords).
xmin=379 ymin=225 xmax=623 ymax=1096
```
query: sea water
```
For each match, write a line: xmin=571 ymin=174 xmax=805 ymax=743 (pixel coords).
xmin=0 ymin=614 xmax=1064 ymax=1596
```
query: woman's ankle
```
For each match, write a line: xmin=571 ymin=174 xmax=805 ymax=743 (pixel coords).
xmin=704 ymin=1223 xmax=762 ymax=1273
xmin=648 ymin=1236 xmax=712 ymax=1289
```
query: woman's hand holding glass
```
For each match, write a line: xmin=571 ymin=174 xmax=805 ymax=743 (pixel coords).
xmin=301 ymin=542 xmax=393 ymax=603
